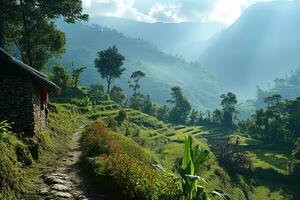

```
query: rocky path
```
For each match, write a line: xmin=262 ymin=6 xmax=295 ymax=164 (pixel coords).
xmin=32 ymin=130 xmax=108 ymax=200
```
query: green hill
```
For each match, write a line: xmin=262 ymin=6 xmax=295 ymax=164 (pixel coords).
xmin=54 ymin=21 xmax=221 ymax=109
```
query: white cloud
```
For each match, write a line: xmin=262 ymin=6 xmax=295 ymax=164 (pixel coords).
xmin=208 ymin=0 xmax=273 ymax=25
xmin=148 ymin=3 xmax=186 ymax=23
xmin=82 ymin=0 xmax=275 ymax=25
xmin=83 ymin=0 xmax=154 ymax=22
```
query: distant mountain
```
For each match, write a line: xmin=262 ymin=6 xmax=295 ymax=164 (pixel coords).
xmin=199 ymin=1 xmax=300 ymax=100
xmin=89 ymin=16 xmax=225 ymax=61
xmin=239 ymin=68 xmax=300 ymax=119
xmin=54 ymin=21 xmax=221 ymax=109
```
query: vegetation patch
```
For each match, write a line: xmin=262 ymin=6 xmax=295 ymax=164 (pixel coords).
xmin=0 ymin=121 xmax=31 ymax=200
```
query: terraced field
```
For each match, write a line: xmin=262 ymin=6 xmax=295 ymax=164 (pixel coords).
xmin=81 ymin=101 xmax=211 ymax=169
xmin=69 ymin=100 xmax=296 ymax=199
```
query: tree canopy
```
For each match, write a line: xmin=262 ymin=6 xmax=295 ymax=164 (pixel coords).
xmin=168 ymin=87 xmax=191 ymax=124
xmin=0 ymin=0 xmax=88 ymax=69
xmin=220 ymin=92 xmax=237 ymax=127
xmin=94 ymin=46 xmax=125 ymax=93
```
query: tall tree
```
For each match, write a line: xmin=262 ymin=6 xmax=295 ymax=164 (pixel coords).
xmin=168 ymin=87 xmax=191 ymax=124
xmin=2 ymin=0 xmax=88 ymax=69
xmin=129 ymin=70 xmax=145 ymax=95
xmin=128 ymin=70 xmax=146 ymax=110
xmin=94 ymin=46 xmax=125 ymax=93
xmin=220 ymin=92 xmax=237 ymax=127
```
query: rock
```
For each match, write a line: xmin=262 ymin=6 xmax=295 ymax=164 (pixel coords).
xmin=39 ymin=187 xmax=49 ymax=195
xmin=44 ymin=175 xmax=66 ymax=185
xmin=51 ymin=184 xmax=70 ymax=192
xmin=51 ymin=172 xmax=68 ymax=178
xmin=53 ymin=191 xmax=73 ymax=198
xmin=77 ymin=194 xmax=88 ymax=200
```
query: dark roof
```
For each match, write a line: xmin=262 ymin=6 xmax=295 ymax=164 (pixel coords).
xmin=0 ymin=48 xmax=61 ymax=94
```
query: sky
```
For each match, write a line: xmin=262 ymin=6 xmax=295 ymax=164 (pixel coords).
xmin=82 ymin=0 xmax=273 ymax=25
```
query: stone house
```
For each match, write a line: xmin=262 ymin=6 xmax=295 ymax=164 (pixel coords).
xmin=0 ymin=48 xmax=61 ymax=136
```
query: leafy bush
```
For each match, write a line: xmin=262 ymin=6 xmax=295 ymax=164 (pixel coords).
xmin=216 ymin=144 xmax=253 ymax=175
xmin=81 ymin=122 xmax=121 ymax=157
xmin=115 ymin=109 xmax=127 ymax=124
xmin=90 ymin=154 xmax=179 ymax=200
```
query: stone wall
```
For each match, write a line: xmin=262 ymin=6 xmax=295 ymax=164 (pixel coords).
xmin=0 ymin=76 xmax=45 ymax=136
xmin=32 ymin=83 xmax=46 ymax=133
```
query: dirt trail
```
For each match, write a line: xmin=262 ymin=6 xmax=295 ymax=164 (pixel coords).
xmin=26 ymin=129 xmax=109 ymax=200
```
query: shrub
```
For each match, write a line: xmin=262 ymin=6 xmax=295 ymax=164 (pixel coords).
xmin=91 ymin=154 xmax=179 ymax=199
xmin=106 ymin=116 xmax=118 ymax=130
xmin=81 ymin=122 xmax=180 ymax=199
xmin=81 ymin=122 xmax=121 ymax=157
xmin=115 ymin=109 xmax=127 ymax=124
xmin=216 ymin=144 xmax=253 ymax=175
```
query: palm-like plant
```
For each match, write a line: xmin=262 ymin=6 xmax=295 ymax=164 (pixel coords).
xmin=178 ymin=136 xmax=230 ymax=200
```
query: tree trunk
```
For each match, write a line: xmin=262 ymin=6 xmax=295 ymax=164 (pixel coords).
xmin=107 ymin=80 xmax=111 ymax=94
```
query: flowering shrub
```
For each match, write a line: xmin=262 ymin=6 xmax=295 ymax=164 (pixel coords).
xmin=81 ymin=122 xmax=180 ymax=199
xmin=81 ymin=122 xmax=121 ymax=157
xmin=91 ymin=154 xmax=179 ymax=199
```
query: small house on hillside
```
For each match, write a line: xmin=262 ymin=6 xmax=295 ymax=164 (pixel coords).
xmin=0 ymin=48 xmax=60 ymax=136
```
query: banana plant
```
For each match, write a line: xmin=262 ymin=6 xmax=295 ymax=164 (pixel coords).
xmin=178 ymin=136 xmax=230 ymax=200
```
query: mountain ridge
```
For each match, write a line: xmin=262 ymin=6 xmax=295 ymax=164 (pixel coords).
xmin=199 ymin=1 xmax=300 ymax=100
xmin=55 ymin=21 xmax=221 ymax=109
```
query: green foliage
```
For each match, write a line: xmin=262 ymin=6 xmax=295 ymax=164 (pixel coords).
xmin=51 ymin=64 xmax=87 ymax=98
xmin=2 ymin=0 xmax=87 ymax=69
xmin=216 ymin=144 xmax=253 ymax=175
xmin=178 ymin=136 xmax=208 ymax=199
xmin=81 ymin=122 xmax=121 ymax=157
xmin=52 ymin=64 xmax=73 ymax=88
xmin=47 ymin=103 xmax=81 ymax=136
xmin=71 ymin=66 xmax=87 ymax=89
xmin=109 ymin=86 xmax=126 ymax=105
xmin=240 ymin=96 xmax=300 ymax=144
xmin=220 ymin=92 xmax=237 ymax=127
xmin=156 ymin=105 xmax=171 ymax=122
xmin=115 ymin=109 xmax=127 ymax=124
xmin=90 ymin=154 xmax=180 ymax=200
xmin=105 ymin=116 xmax=117 ymax=130
xmin=0 ymin=121 xmax=29 ymax=199
xmin=168 ymin=87 xmax=192 ymax=125
xmin=88 ymin=84 xmax=109 ymax=104
xmin=81 ymin=122 xmax=180 ymax=199
xmin=94 ymin=45 xmax=125 ymax=93
xmin=128 ymin=70 xmax=146 ymax=111
xmin=128 ymin=70 xmax=146 ymax=95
